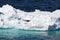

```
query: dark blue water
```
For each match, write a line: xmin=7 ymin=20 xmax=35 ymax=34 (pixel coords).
xmin=0 ymin=0 xmax=60 ymax=12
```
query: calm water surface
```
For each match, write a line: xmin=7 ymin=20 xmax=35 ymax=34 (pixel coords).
xmin=0 ymin=28 xmax=60 ymax=40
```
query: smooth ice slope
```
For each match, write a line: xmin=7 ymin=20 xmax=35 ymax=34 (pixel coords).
xmin=0 ymin=4 xmax=60 ymax=30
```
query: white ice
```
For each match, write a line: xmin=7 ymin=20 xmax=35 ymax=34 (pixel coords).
xmin=0 ymin=4 xmax=60 ymax=30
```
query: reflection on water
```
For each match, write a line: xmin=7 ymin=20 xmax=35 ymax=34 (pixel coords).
xmin=0 ymin=28 xmax=60 ymax=40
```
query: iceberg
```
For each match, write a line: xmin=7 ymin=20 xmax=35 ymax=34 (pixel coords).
xmin=0 ymin=4 xmax=60 ymax=30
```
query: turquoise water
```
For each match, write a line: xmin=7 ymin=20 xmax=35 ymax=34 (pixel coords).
xmin=0 ymin=28 xmax=60 ymax=40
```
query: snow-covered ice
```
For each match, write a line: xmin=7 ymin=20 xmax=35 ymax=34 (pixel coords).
xmin=0 ymin=4 xmax=60 ymax=30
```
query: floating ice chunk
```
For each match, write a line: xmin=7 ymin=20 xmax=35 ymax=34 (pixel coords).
xmin=0 ymin=4 xmax=60 ymax=30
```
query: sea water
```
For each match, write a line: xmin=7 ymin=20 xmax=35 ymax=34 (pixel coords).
xmin=0 ymin=28 xmax=60 ymax=40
